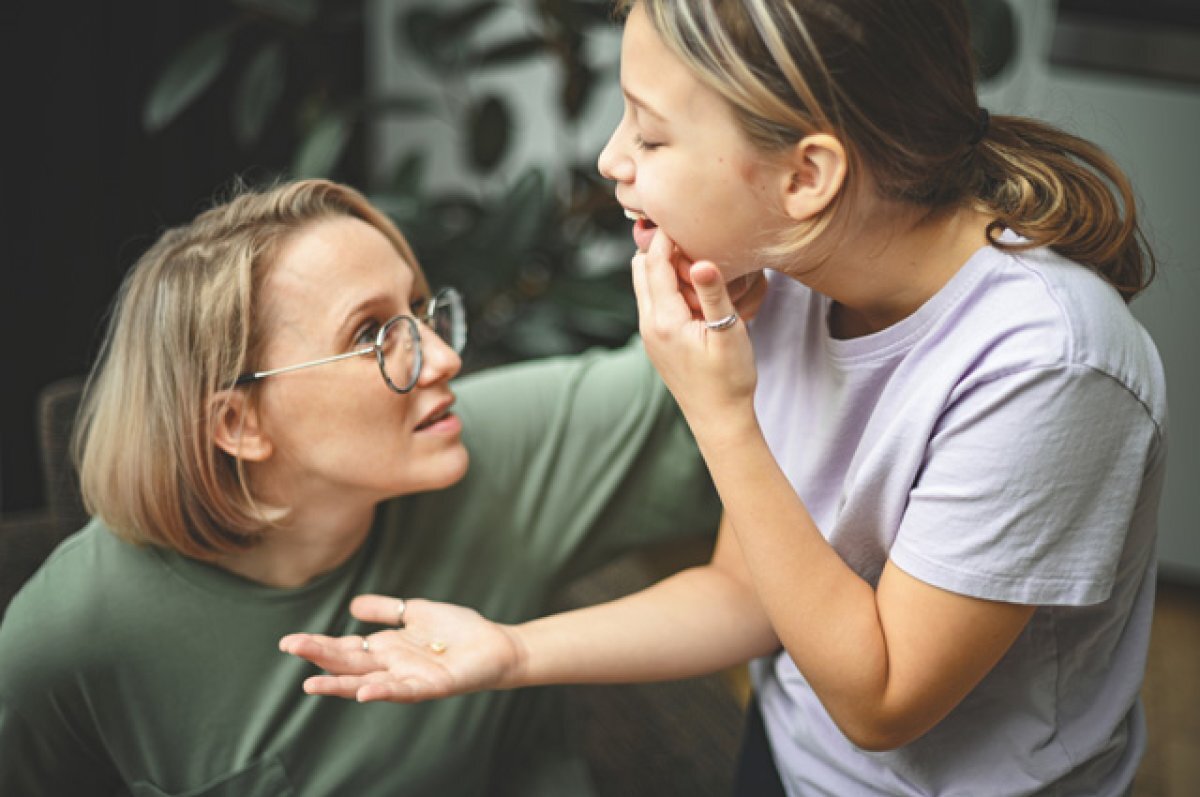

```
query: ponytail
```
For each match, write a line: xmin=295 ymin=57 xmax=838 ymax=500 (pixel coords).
xmin=972 ymin=116 xmax=1155 ymax=302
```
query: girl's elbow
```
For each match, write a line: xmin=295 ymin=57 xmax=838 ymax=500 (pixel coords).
xmin=835 ymin=710 xmax=933 ymax=752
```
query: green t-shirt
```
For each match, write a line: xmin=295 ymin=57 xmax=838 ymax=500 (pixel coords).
xmin=0 ymin=340 xmax=720 ymax=797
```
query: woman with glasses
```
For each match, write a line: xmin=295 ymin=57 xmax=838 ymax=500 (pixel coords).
xmin=0 ymin=178 xmax=727 ymax=796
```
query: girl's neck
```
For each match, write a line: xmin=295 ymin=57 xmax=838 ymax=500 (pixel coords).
xmin=798 ymin=203 xmax=994 ymax=339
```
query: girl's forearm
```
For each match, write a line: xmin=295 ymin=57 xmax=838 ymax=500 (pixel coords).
xmin=510 ymin=563 xmax=778 ymax=687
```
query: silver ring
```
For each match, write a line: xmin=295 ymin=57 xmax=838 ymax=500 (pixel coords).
xmin=396 ymin=599 xmax=407 ymax=628
xmin=361 ymin=636 xmax=370 ymax=653
xmin=704 ymin=313 xmax=738 ymax=331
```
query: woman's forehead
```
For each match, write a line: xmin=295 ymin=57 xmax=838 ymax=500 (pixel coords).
xmin=265 ymin=217 xmax=414 ymax=307
xmin=257 ymin=216 xmax=416 ymax=344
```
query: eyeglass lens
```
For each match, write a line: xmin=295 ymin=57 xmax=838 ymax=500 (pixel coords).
xmin=377 ymin=290 xmax=466 ymax=391
xmin=427 ymin=290 xmax=466 ymax=354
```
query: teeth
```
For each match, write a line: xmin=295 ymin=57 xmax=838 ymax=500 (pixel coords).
xmin=624 ymin=209 xmax=647 ymax=222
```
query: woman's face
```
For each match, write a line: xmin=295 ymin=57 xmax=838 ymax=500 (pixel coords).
xmin=597 ymin=4 xmax=788 ymax=282
xmin=251 ymin=215 xmax=469 ymax=505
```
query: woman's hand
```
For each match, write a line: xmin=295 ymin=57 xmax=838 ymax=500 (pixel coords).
xmin=633 ymin=230 xmax=758 ymax=435
xmin=278 ymin=595 xmax=523 ymax=703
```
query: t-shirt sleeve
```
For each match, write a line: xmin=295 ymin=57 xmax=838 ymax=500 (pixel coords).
xmin=0 ymin=581 xmax=120 ymax=795
xmin=889 ymin=363 xmax=1163 ymax=606
xmin=451 ymin=336 xmax=721 ymax=587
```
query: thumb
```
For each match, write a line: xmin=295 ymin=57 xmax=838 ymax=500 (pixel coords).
xmin=690 ymin=262 xmax=738 ymax=327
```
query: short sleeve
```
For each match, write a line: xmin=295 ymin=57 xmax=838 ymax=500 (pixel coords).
xmin=0 ymin=585 xmax=120 ymax=795
xmin=890 ymin=363 xmax=1163 ymax=605
xmin=450 ymin=337 xmax=721 ymax=587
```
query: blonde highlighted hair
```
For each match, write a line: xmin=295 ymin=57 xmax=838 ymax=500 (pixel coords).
xmin=74 ymin=179 xmax=429 ymax=559
xmin=618 ymin=0 xmax=1154 ymax=300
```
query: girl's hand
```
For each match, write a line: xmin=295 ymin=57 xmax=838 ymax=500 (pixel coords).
xmin=278 ymin=595 xmax=524 ymax=703
xmin=632 ymin=230 xmax=758 ymax=433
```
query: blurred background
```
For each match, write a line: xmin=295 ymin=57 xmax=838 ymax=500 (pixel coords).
xmin=1 ymin=0 xmax=1197 ymax=793
xmin=1 ymin=0 xmax=1198 ymax=573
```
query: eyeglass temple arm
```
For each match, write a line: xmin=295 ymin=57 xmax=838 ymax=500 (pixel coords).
xmin=234 ymin=345 xmax=376 ymax=385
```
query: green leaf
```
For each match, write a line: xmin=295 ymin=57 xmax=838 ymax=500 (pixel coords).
xmin=233 ymin=0 xmax=319 ymax=26
xmin=563 ymin=1 xmax=620 ymax=28
xmin=364 ymin=94 xmax=435 ymax=117
xmin=560 ymin=60 xmax=595 ymax=121
xmin=466 ymin=95 xmax=511 ymax=174
xmin=477 ymin=36 xmax=550 ymax=67
xmin=390 ymin=151 xmax=427 ymax=195
xmin=232 ymin=42 xmax=286 ymax=147
xmin=143 ymin=27 xmax=234 ymax=133
xmin=438 ymin=1 xmax=502 ymax=39
xmin=292 ymin=110 xmax=354 ymax=177
xmin=402 ymin=7 xmax=454 ymax=70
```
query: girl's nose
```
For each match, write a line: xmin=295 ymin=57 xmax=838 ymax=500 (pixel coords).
xmin=597 ymin=126 xmax=635 ymax=184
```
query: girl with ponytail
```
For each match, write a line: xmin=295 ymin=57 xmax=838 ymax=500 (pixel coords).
xmin=284 ymin=3 xmax=1167 ymax=794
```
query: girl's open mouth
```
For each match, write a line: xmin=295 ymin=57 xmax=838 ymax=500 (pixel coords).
xmin=625 ymin=209 xmax=659 ymax=252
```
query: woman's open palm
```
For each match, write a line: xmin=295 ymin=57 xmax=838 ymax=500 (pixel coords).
xmin=279 ymin=595 xmax=523 ymax=703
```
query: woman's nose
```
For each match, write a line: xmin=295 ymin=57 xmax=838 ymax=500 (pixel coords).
xmin=416 ymin=327 xmax=462 ymax=387
xmin=597 ymin=126 xmax=634 ymax=184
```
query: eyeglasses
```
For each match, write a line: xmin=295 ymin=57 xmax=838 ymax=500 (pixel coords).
xmin=234 ymin=287 xmax=466 ymax=394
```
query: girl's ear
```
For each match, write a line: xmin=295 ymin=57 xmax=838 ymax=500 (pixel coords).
xmin=780 ymin=133 xmax=848 ymax=221
xmin=210 ymin=389 xmax=273 ymax=462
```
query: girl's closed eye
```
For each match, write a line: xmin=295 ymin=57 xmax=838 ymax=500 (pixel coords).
xmin=634 ymin=134 xmax=663 ymax=151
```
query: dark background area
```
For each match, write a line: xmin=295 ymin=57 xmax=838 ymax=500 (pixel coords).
xmin=0 ymin=1 xmax=365 ymax=513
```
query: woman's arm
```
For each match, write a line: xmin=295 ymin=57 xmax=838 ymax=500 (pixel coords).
xmin=279 ymin=514 xmax=779 ymax=699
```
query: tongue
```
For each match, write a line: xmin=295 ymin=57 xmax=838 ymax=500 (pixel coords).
xmin=633 ymin=218 xmax=658 ymax=252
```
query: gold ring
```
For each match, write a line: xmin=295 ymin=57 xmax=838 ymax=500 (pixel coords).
xmin=396 ymin=598 xmax=407 ymax=628
xmin=429 ymin=640 xmax=447 ymax=655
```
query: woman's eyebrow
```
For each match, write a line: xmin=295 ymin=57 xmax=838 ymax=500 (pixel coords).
xmin=334 ymin=294 xmax=392 ymax=339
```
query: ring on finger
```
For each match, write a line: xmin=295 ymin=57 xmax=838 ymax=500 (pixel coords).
xmin=361 ymin=636 xmax=371 ymax=653
xmin=395 ymin=598 xmax=407 ymax=629
xmin=704 ymin=313 xmax=739 ymax=331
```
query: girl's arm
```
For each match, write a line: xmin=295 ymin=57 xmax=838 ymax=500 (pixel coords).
xmin=633 ymin=231 xmax=1035 ymax=751
xmin=279 ymin=514 xmax=779 ymax=700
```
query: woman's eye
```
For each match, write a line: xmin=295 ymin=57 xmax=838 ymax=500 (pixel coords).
xmin=353 ymin=322 xmax=381 ymax=347
xmin=634 ymin=134 xmax=662 ymax=152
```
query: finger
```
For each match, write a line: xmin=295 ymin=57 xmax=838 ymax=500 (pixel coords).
xmin=630 ymin=251 xmax=651 ymax=328
xmin=357 ymin=678 xmax=429 ymax=704
xmin=350 ymin=594 xmax=409 ymax=627
xmin=643 ymin=230 xmax=693 ymax=320
xmin=279 ymin=634 xmax=375 ymax=675
xmin=303 ymin=674 xmax=371 ymax=700
xmin=689 ymin=262 xmax=738 ymax=326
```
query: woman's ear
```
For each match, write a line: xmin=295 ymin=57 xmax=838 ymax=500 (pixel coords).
xmin=780 ymin=133 xmax=848 ymax=221
xmin=210 ymin=389 xmax=273 ymax=462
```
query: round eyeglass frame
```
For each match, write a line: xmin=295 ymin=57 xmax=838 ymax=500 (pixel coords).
xmin=233 ymin=286 xmax=465 ymax=394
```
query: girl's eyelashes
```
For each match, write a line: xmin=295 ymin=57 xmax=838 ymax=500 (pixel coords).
xmin=634 ymin=134 xmax=663 ymax=151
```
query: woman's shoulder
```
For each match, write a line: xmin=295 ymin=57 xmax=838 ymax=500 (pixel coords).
xmin=0 ymin=519 xmax=158 ymax=661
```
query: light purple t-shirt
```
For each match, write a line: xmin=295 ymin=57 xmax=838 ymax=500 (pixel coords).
xmin=748 ymin=238 xmax=1167 ymax=796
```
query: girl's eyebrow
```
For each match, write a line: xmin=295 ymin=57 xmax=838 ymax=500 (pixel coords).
xmin=623 ymin=86 xmax=668 ymax=122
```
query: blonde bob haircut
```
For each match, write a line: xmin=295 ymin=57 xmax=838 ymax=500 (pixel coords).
xmin=74 ymin=178 xmax=430 ymax=560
